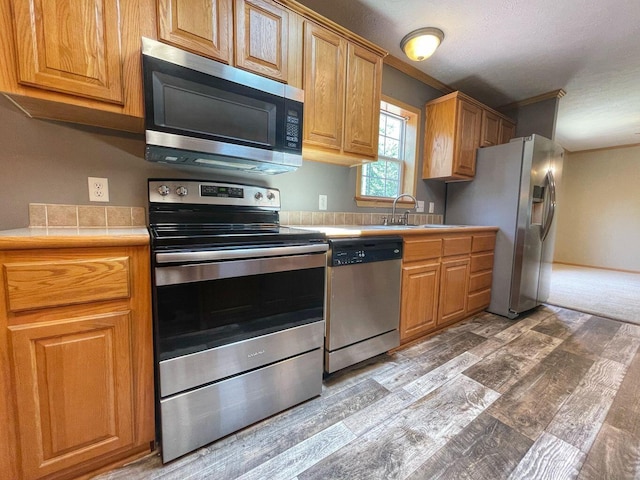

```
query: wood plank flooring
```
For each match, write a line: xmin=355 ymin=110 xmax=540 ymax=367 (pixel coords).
xmin=97 ymin=305 xmax=640 ymax=480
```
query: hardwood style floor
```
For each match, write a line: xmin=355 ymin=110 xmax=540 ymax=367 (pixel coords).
xmin=97 ymin=306 xmax=640 ymax=480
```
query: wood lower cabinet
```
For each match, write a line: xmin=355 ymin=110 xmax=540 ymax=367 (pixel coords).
xmin=399 ymin=230 xmax=496 ymax=344
xmin=0 ymin=243 xmax=154 ymax=480
xmin=423 ymin=91 xmax=516 ymax=181
xmin=438 ymin=257 xmax=470 ymax=326
xmin=401 ymin=262 xmax=440 ymax=340
xmin=468 ymin=233 xmax=497 ymax=314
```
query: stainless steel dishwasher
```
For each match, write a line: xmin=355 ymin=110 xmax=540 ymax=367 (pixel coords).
xmin=325 ymin=236 xmax=403 ymax=373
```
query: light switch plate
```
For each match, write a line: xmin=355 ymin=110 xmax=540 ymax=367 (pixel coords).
xmin=428 ymin=202 xmax=435 ymax=213
xmin=319 ymin=194 xmax=327 ymax=211
xmin=416 ymin=201 xmax=424 ymax=212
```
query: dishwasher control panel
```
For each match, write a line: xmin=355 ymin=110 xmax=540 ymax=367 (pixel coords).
xmin=329 ymin=237 xmax=403 ymax=266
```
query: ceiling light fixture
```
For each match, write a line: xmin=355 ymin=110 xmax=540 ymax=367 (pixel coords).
xmin=400 ymin=27 xmax=444 ymax=61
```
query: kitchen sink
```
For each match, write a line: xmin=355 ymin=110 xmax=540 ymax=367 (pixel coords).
xmin=366 ymin=224 xmax=467 ymax=229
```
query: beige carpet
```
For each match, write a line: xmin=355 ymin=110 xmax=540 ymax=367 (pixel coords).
xmin=547 ymin=263 xmax=640 ymax=324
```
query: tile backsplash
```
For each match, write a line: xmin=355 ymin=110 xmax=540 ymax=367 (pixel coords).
xmin=29 ymin=203 xmax=146 ymax=228
xmin=28 ymin=204 xmax=442 ymax=229
xmin=280 ymin=211 xmax=443 ymax=226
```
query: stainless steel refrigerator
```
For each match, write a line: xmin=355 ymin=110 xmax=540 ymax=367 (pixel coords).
xmin=446 ymin=134 xmax=564 ymax=318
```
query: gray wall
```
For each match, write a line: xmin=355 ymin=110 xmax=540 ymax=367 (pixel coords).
xmin=0 ymin=64 xmax=447 ymax=230
xmin=503 ymin=97 xmax=560 ymax=140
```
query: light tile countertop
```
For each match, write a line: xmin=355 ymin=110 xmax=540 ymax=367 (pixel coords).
xmin=293 ymin=224 xmax=499 ymax=237
xmin=0 ymin=227 xmax=150 ymax=250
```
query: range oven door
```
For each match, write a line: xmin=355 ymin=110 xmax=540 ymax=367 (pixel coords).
xmin=152 ymin=243 xmax=328 ymax=462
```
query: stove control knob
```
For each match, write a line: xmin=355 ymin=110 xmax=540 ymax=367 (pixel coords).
xmin=254 ymin=192 xmax=263 ymax=200
xmin=176 ymin=186 xmax=188 ymax=197
xmin=266 ymin=191 xmax=276 ymax=200
xmin=157 ymin=185 xmax=171 ymax=196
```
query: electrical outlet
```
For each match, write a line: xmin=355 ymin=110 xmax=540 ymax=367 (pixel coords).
xmin=318 ymin=194 xmax=328 ymax=211
xmin=428 ymin=202 xmax=435 ymax=214
xmin=88 ymin=177 xmax=109 ymax=202
xmin=416 ymin=201 xmax=425 ymax=213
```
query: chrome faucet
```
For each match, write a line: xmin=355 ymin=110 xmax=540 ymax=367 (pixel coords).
xmin=391 ymin=193 xmax=418 ymax=225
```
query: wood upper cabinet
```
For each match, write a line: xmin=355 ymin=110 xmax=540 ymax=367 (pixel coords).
xmin=343 ymin=43 xmax=382 ymax=156
xmin=157 ymin=0 xmax=233 ymax=63
xmin=302 ymin=20 xmax=384 ymax=166
xmin=499 ymin=120 xmax=516 ymax=144
xmin=12 ymin=0 xmax=124 ymax=104
xmin=483 ymin=109 xmax=516 ymax=147
xmin=0 ymin=0 xmax=153 ymax=132
xmin=423 ymin=91 xmax=516 ymax=181
xmin=0 ymin=244 xmax=154 ymax=480
xmin=481 ymin=109 xmax=501 ymax=147
xmin=157 ymin=0 xmax=290 ymax=82
xmin=303 ymin=22 xmax=346 ymax=152
xmin=234 ymin=0 xmax=289 ymax=82
xmin=423 ymin=93 xmax=481 ymax=181
xmin=455 ymin=99 xmax=482 ymax=177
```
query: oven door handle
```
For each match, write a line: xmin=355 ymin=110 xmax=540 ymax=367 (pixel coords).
xmin=155 ymin=246 xmax=328 ymax=286
xmin=155 ymin=243 xmax=328 ymax=265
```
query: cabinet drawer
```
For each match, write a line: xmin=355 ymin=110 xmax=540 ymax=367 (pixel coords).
xmin=469 ymin=270 xmax=492 ymax=293
xmin=4 ymin=257 xmax=130 ymax=312
xmin=472 ymin=234 xmax=496 ymax=253
xmin=470 ymin=252 xmax=494 ymax=273
xmin=403 ymin=238 xmax=442 ymax=263
xmin=442 ymin=236 xmax=472 ymax=257
xmin=468 ymin=289 xmax=491 ymax=313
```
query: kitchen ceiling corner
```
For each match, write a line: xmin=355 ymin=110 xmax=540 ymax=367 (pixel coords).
xmin=296 ymin=0 xmax=640 ymax=153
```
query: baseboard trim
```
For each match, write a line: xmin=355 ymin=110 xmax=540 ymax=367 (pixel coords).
xmin=553 ymin=261 xmax=640 ymax=275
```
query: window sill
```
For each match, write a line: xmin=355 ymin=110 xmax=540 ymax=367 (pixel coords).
xmin=355 ymin=196 xmax=417 ymax=209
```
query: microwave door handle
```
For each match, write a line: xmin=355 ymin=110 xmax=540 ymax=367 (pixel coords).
xmin=541 ymin=170 xmax=556 ymax=241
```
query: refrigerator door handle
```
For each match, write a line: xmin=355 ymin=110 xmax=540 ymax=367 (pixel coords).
xmin=541 ymin=170 xmax=557 ymax=241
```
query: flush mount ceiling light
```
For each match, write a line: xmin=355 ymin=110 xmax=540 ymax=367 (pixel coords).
xmin=400 ymin=27 xmax=444 ymax=61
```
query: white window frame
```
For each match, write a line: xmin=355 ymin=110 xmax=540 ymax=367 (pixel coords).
xmin=356 ymin=95 xmax=420 ymax=208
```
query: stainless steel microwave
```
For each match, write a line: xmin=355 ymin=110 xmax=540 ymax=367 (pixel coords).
xmin=141 ymin=37 xmax=303 ymax=174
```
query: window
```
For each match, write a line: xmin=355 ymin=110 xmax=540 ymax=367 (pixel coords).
xmin=360 ymin=111 xmax=405 ymax=198
xmin=356 ymin=96 xmax=420 ymax=207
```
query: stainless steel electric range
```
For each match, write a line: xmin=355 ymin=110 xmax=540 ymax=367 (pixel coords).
xmin=147 ymin=179 xmax=328 ymax=463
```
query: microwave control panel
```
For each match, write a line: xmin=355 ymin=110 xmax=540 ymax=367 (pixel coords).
xmin=285 ymin=107 xmax=301 ymax=150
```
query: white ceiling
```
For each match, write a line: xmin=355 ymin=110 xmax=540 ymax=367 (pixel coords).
xmin=297 ymin=0 xmax=640 ymax=152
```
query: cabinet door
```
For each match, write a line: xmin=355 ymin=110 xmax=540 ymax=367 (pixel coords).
xmin=400 ymin=262 xmax=440 ymax=342
xmin=343 ymin=43 xmax=382 ymax=157
xmin=453 ymin=99 xmax=482 ymax=177
xmin=480 ymin=109 xmax=500 ymax=147
xmin=303 ymin=22 xmax=346 ymax=151
xmin=12 ymin=0 xmax=125 ymax=104
xmin=438 ymin=257 xmax=470 ymax=326
xmin=9 ymin=312 xmax=135 ymax=480
xmin=157 ymin=0 xmax=233 ymax=63
xmin=234 ymin=0 xmax=288 ymax=81
xmin=422 ymin=96 xmax=456 ymax=179
xmin=499 ymin=120 xmax=516 ymax=144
